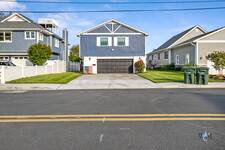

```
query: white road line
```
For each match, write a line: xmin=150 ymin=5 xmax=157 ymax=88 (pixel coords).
xmin=99 ymin=134 xmax=104 ymax=143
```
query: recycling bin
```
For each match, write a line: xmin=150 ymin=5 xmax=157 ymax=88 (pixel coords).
xmin=196 ymin=67 xmax=209 ymax=85
xmin=183 ymin=67 xmax=196 ymax=84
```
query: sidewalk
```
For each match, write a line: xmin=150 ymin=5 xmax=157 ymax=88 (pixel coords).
xmin=0 ymin=82 xmax=225 ymax=91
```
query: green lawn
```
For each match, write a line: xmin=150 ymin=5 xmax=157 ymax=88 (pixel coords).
xmin=7 ymin=72 xmax=81 ymax=84
xmin=138 ymin=70 xmax=224 ymax=83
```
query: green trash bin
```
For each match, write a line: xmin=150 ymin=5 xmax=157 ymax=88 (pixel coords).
xmin=183 ymin=67 xmax=196 ymax=84
xmin=196 ymin=67 xmax=209 ymax=85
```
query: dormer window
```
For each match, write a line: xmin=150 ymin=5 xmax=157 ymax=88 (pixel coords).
xmin=25 ymin=31 xmax=35 ymax=40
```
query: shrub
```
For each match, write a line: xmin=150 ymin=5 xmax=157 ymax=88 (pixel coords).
xmin=69 ymin=53 xmax=81 ymax=62
xmin=206 ymin=51 xmax=225 ymax=74
xmin=135 ymin=59 xmax=145 ymax=73
xmin=28 ymin=43 xmax=52 ymax=66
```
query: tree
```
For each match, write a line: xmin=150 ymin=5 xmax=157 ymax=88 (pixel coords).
xmin=69 ymin=45 xmax=81 ymax=62
xmin=69 ymin=53 xmax=81 ymax=62
xmin=70 ymin=45 xmax=79 ymax=56
xmin=28 ymin=44 xmax=52 ymax=66
xmin=206 ymin=51 xmax=225 ymax=74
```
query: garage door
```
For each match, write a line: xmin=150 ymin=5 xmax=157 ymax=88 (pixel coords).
xmin=97 ymin=59 xmax=133 ymax=73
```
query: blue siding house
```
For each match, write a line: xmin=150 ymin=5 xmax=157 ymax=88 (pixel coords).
xmin=0 ymin=13 xmax=68 ymax=65
xmin=78 ymin=19 xmax=148 ymax=74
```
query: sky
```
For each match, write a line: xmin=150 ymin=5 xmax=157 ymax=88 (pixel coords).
xmin=0 ymin=0 xmax=225 ymax=53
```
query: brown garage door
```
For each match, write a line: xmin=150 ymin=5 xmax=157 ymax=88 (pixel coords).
xmin=97 ymin=59 xmax=133 ymax=73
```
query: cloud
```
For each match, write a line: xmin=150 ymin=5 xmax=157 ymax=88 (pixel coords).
xmin=41 ymin=13 xmax=97 ymax=47
xmin=0 ymin=0 xmax=26 ymax=11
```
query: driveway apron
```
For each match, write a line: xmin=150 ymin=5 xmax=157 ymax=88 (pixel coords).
xmin=60 ymin=74 xmax=157 ymax=89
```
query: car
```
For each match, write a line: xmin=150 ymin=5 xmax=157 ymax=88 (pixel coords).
xmin=0 ymin=61 xmax=16 ymax=66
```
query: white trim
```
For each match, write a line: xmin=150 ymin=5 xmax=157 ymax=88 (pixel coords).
xmin=114 ymin=25 xmax=121 ymax=33
xmin=0 ymin=31 xmax=12 ymax=43
xmin=1 ymin=13 xmax=31 ymax=23
xmin=196 ymin=40 xmax=225 ymax=43
xmin=82 ymin=33 xmax=142 ymax=35
xmin=24 ymin=31 xmax=36 ymax=40
xmin=0 ymin=53 xmax=27 ymax=56
xmin=194 ymin=27 xmax=225 ymax=42
xmin=168 ymin=26 xmax=206 ymax=48
xmin=77 ymin=19 xmax=148 ymax=36
xmin=195 ymin=42 xmax=199 ymax=65
xmin=168 ymin=50 xmax=171 ymax=64
xmin=104 ymin=24 xmax=112 ymax=33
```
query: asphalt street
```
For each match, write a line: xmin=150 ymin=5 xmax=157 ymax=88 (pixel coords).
xmin=0 ymin=89 xmax=225 ymax=150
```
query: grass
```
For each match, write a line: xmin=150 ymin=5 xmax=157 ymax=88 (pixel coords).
xmin=7 ymin=72 xmax=81 ymax=84
xmin=138 ymin=70 xmax=224 ymax=83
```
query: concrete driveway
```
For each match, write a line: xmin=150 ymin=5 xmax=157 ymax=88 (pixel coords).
xmin=61 ymin=74 xmax=157 ymax=89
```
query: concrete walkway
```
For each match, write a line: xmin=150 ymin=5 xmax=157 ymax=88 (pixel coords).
xmin=0 ymin=74 xmax=225 ymax=91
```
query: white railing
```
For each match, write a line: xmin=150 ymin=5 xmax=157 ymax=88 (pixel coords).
xmin=0 ymin=60 xmax=66 ymax=84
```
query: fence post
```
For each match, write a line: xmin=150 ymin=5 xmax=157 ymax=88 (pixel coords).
xmin=35 ymin=65 xmax=38 ymax=75
xmin=0 ymin=66 xmax=5 ymax=84
xmin=56 ymin=61 xmax=59 ymax=73
xmin=21 ymin=65 xmax=24 ymax=77
xmin=45 ymin=65 xmax=47 ymax=74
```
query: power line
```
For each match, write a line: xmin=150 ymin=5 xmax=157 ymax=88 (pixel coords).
xmin=2 ymin=7 xmax=225 ymax=13
xmin=1 ymin=0 xmax=225 ymax=4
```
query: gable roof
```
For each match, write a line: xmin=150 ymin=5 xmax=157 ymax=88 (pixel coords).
xmin=0 ymin=13 xmax=63 ymax=40
xmin=153 ymin=26 xmax=206 ymax=52
xmin=172 ymin=26 xmax=225 ymax=47
xmin=77 ymin=19 xmax=148 ymax=36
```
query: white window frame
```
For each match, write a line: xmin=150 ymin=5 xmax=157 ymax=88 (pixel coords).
xmin=97 ymin=37 xmax=112 ymax=47
xmin=164 ymin=51 xmax=169 ymax=60
xmin=158 ymin=53 xmax=161 ymax=60
xmin=39 ymin=32 xmax=44 ymax=41
xmin=54 ymin=38 xmax=60 ymax=48
xmin=185 ymin=53 xmax=190 ymax=64
xmin=0 ymin=32 xmax=12 ymax=43
xmin=24 ymin=31 xmax=35 ymax=40
xmin=114 ymin=37 xmax=129 ymax=47
xmin=176 ymin=55 xmax=180 ymax=65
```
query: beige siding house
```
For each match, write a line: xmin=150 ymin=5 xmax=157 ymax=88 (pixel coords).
xmin=147 ymin=26 xmax=225 ymax=74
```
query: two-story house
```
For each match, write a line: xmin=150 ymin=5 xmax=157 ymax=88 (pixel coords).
xmin=0 ymin=13 xmax=68 ymax=66
xmin=147 ymin=25 xmax=225 ymax=74
xmin=77 ymin=19 xmax=148 ymax=74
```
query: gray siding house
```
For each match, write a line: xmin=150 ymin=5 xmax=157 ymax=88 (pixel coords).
xmin=147 ymin=26 xmax=225 ymax=74
xmin=0 ymin=13 xmax=68 ymax=66
xmin=77 ymin=19 xmax=148 ymax=74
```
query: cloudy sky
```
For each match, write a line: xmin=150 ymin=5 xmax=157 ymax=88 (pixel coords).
xmin=1 ymin=0 xmax=225 ymax=53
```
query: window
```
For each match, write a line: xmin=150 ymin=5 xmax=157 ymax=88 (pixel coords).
xmin=114 ymin=37 xmax=129 ymax=46
xmin=0 ymin=32 xmax=12 ymax=42
xmin=100 ymin=37 xmax=108 ymax=46
xmin=55 ymin=38 xmax=60 ymax=48
xmin=25 ymin=31 xmax=35 ymax=39
xmin=176 ymin=55 xmax=180 ymax=65
xmin=117 ymin=37 xmax=126 ymax=46
xmin=185 ymin=53 xmax=190 ymax=64
xmin=164 ymin=51 xmax=169 ymax=59
xmin=158 ymin=53 xmax=160 ymax=60
xmin=39 ymin=33 xmax=44 ymax=41
xmin=151 ymin=55 xmax=154 ymax=60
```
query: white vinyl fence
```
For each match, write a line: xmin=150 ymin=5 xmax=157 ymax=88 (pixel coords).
xmin=0 ymin=60 xmax=66 ymax=84
xmin=67 ymin=62 xmax=80 ymax=72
